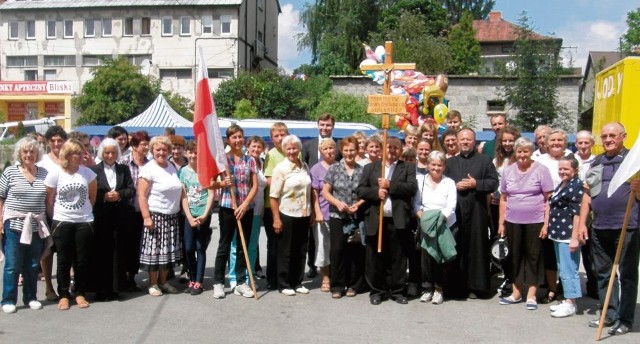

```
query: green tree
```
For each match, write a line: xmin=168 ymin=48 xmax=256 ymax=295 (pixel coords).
xmin=440 ymin=0 xmax=495 ymax=24
xmin=375 ymin=0 xmax=449 ymax=38
xmin=74 ymin=58 xmax=160 ymax=125
xmin=162 ymin=91 xmax=194 ymax=121
xmin=310 ymin=91 xmax=380 ymax=126
xmin=620 ymin=8 xmax=640 ymax=54
xmin=233 ymin=99 xmax=258 ymax=119
xmin=369 ymin=11 xmax=453 ymax=74
xmin=447 ymin=11 xmax=481 ymax=74
xmin=298 ymin=0 xmax=381 ymax=74
xmin=500 ymin=13 xmax=567 ymax=132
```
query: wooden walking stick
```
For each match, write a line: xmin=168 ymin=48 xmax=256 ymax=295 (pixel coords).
xmin=595 ymin=190 xmax=637 ymax=340
xmin=361 ymin=41 xmax=415 ymax=253
xmin=224 ymin=169 xmax=258 ymax=300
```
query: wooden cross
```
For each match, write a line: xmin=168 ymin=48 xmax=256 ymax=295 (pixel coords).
xmin=361 ymin=41 xmax=416 ymax=253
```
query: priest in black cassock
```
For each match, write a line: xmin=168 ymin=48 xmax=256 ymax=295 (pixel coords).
xmin=444 ymin=128 xmax=498 ymax=298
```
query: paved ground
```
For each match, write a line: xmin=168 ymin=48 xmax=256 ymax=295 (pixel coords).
xmin=1 ymin=214 xmax=639 ymax=343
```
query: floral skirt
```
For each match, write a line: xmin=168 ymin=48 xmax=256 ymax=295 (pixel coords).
xmin=139 ymin=212 xmax=182 ymax=271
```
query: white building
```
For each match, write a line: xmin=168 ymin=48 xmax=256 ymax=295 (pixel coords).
xmin=0 ymin=0 xmax=280 ymax=102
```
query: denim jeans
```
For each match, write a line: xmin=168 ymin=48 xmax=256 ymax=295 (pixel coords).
xmin=229 ymin=215 xmax=261 ymax=285
xmin=2 ymin=223 xmax=44 ymax=306
xmin=553 ymin=241 xmax=582 ymax=299
xmin=183 ymin=217 xmax=212 ymax=283
xmin=591 ymin=228 xmax=640 ymax=325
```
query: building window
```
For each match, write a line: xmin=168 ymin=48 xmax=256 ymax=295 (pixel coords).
xmin=501 ymin=46 xmax=515 ymax=54
xmin=83 ymin=55 xmax=111 ymax=66
xmin=9 ymin=21 xmax=19 ymax=40
xmin=208 ymin=68 xmax=234 ymax=79
xmin=47 ymin=21 xmax=57 ymax=39
xmin=162 ymin=16 xmax=173 ymax=36
xmin=160 ymin=69 xmax=192 ymax=80
xmin=102 ymin=18 xmax=112 ymax=37
xmin=26 ymin=20 xmax=36 ymax=39
xmin=44 ymin=55 xmax=77 ymax=67
xmin=123 ymin=18 xmax=133 ymax=36
xmin=125 ymin=54 xmax=152 ymax=65
xmin=202 ymin=16 xmax=213 ymax=35
xmin=220 ymin=15 xmax=231 ymax=35
xmin=180 ymin=17 xmax=191 ymax=36
xmin=44 ymin=70 xmax=57 ymax=81
xmin=141 ymin=17 xmax=151 ymax=36
xmin=7 ymin=56 xmax=38 ymax=67
xmin=486 ymin=100 xmax=506 ymax=113
xmin=85 ymin=19 xmax=95 ymax=37
xmin=258 ymin=31 xmax=263 ymax=43
xmin=64 ymin=20 xmax=74 ymax=38
xmin=24 ymin=70 xmax=38 ymax=81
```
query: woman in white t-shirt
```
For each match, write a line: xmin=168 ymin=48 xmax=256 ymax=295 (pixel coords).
xmin=137 ymin=136 xmax=186 ymax=297
xmin=45 ymin=139 xmax=97 ymax=310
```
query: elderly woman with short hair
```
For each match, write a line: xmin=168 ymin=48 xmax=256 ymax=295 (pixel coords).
xmin=137 ymin=136 xmax=186 ymax=296
xmin=45 ymin=139 xmax=98 ymax=310
xmin=89 ymin=138 xmax=135 ymax=301
xmin=0 ymin=138 xmax=48 ymax=313
xmin=270 ymin=135 xmax=313 ymax=296
xmin=498 ymin=137 xmax=554 ymax=311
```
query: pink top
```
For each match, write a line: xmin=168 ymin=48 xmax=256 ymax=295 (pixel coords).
xmin=501 ymin=162 xmax=554 ymax=224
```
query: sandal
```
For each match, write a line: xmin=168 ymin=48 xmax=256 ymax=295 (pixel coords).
xmin=148 ymin=285 xmax=163 ymax=297
xmin=57 ymin=297 xmax=70 ymax=311
xmin=45 ymin=290 xmax=59 ymax=302
xmin=526 ymin=298 xmax=538 ymax=310
xmin=75 ymin=296 xmax=90 ymax=309
xmin=541 ymin=290 xmax=557 ymax=304
xmin=321 ymin=280 xmax=330 ymax=293
xmin=346 ymin=288 xmax=357 ymax=297
xmin=332 ymin=291 xmax=343 ymax=299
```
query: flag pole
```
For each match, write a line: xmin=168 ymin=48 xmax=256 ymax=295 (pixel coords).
xmin=595 ymin=180 xmax=638 ymax=340
xmin=224 ymin=169 xmax=259 ymax=300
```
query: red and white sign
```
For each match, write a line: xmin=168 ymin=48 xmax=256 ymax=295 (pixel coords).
xmin=0 ymin=81 xmax=73 ymax=95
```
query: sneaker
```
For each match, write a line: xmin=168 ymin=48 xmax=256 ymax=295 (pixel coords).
xmin=589 ymin=317 xmax=615 ymax=328
xmin=148 ymin=285 xmax=163 ymax=297
xmin=499 ymin=296 xmax=522 ymax=305
xmin=184 ymin=281 xmax=195 ymax=294
xmin=432 ymin=289 xmax=443 ymax=305
xmin=551 ymin=302 xmax=576 ymax=318
xmin=28 ymin=300 xmax=43 ymax=310
xmin=295 ymin=286 xmax=310 ymax=294
xmin=526 ymin=299 xmax=538 ymax=310
xmin=420 ymin=290 xmax=433 ymax=303
xmin=160 ymin=283 xmax=178 ymax=294
xmin=608 ymin=321 xmax=631 ymax=336
xmin=234 ymin=284 xmax=254 ymax=298
xmin=190 ymin=283 xmax=204 ymax=296
xmin=2 ymin=304 xmax=17 ymax=314
xmin=212 ymin=284 xmax=226 ymax=299
xmin=280 ymin=288 xmax=296 ymax=296
xmin=549 ymin=300 xmax=566 ymax=312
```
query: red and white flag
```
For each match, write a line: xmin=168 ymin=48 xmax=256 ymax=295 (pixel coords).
xmin=193 ymin=46 xmax=227 ymax=187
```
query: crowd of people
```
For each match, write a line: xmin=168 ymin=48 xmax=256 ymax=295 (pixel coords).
xmin=1 ymin=112 xmax=639 ymax=336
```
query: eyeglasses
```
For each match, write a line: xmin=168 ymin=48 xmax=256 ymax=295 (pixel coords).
xmin=600 ymin=133 xmax=624 ymax=140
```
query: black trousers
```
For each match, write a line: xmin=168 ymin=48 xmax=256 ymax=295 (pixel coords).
xmin=123 ymin=210 xmax=143 ymax=276
xmin=263 ymin=209 xmax=279 ymax=287
xmin=591 ymin=228 xmax=640 ymax=325
xmin=365 ymin=218 xmax=409 ymax=299
xmin=277 ymin=213 xmax=310 ymax=290
xmin=329 ymin=218 xmax=365 ymax=293
xmin=52 ymin=221 xmax=94 ymax=298
xmin=213 ymin=207 xmax=253 ymax=285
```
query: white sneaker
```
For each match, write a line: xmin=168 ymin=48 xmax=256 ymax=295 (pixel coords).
xmin=295 ymin=286 xmax=310 ymax=294
xmin=28 ymin=300 xmax=43 ymax=310
xmin=281 ymin=288 xmax=296 ymax=296
xmin=2 ymin=304 xmax=17 ymax=314
xmin=212 ymin=284 xmax=226 ymax=299
xmin=432 ymin=289 xmax=444 ymax=305
xmin=420 ymin=291 xmax=433 ymax=303
xmin=233 ymin=284 xmax=254 ymax=298
xmin=551 ymin=302 xmax=576 ymax=318
xmin=549 ymin=300 xmax=566 ymax=312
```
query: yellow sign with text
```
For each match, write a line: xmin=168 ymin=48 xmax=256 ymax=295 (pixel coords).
xmin=367 ymin=95 xmax=406 ymax=115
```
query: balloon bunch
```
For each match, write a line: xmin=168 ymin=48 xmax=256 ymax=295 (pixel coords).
xmin=360 ymin=44 xmax=449 ymax=131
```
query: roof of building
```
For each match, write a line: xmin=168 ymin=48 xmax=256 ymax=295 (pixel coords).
xmin=0 ymin=0 xmax=243 ymax=10
xmin=584 ymin=51 xmax=626 ymax=76
xmin=473 ymin=11 xmax=558 ymax=43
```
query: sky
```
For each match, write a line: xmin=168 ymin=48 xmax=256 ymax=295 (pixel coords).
xmin=277 ymin=0 xmax=638 ymax=73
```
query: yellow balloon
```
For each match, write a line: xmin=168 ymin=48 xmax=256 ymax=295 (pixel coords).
xmin=433 ymin=103 xmax=448 ymax=125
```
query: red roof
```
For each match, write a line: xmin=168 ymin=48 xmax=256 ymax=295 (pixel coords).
xmin=473 ymin=11 xmax=554 ymax=43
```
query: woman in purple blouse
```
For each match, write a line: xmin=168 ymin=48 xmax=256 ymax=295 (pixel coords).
xmin=498 ymin=137 xmax=554 ymax=311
